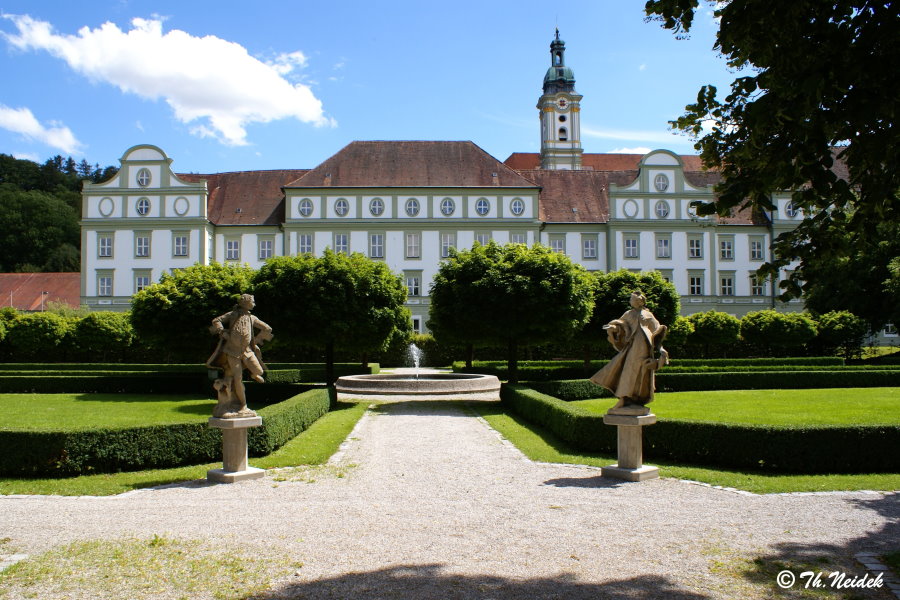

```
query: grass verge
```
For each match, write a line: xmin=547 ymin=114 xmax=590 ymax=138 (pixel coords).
xmin=0 ymin=535 xmax=299 ymax=600
xmin=569 ymin=388 xmax=900 ymax=426
xmin=0 ymin=401 xmax=369 ymax=497
xmin=1 ymin=393 xmax=218 ymax=430
xmin=471 ymin=403 xmax=900 ymax=494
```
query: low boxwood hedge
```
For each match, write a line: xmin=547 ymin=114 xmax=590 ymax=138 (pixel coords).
xmin=656 ymin=370 xmax=900 ymax=391
xmin=501 ymin=384 xmax=900 ymax=474
xmin=0 ymin=386 xmax=332 ymax=477
xmin=524 ymin=379 xmax=612 ymax=401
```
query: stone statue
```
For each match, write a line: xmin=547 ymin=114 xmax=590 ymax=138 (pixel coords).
xmin=206 ymin=294 xmax=273 ymax=418
xmin=590 ymin=291 xmax=669 ymax=415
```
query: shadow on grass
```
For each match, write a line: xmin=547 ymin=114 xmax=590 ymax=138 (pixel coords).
xmin=250 ymin=564 xmax=711 ymax=600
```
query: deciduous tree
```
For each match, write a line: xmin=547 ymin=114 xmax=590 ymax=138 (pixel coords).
xmin=428 ymin=243 xmax=594 ymax=382
xmin=645 ymin=1 xmax=899 ymax=319
xmin=253 ymin=251 xmax=411 ymax=384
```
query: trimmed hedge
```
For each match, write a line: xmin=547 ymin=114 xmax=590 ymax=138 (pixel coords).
xmin=249 ymin=386 xmax=333 ymax=455
xmin=456 ymin=357 xmax=846 ymax=371
xmin=501 ymin=384 xmax=900 ymax=474
xmin=525 ymin=379 xmax=612 ymax=401
xmin=0 ymin=386 xmax=331 ymax=476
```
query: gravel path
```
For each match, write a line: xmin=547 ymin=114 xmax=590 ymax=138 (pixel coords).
xmin=1 ymin=400 xmax=897 ymax=599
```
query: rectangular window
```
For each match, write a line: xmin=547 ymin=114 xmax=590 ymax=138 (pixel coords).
xmin=582 ymin=237 xmax=597 ymax=259
xmin=405 ymin=233 xmax=421 ymax=258
xmin=688 ymin=237 xmax=703 ymax=259
xmin=135 ymin=235 xmax=150 ymax=258
xmin=689 ymin=275 xmax=703 ymax=296
xmin=207 ymin=233 xmax=214 ymax=261
xmin=656 ymin=237 xmax=671 ymax=259
xmin=750 ymin=239 xmax=765 ymax=261
xmin=624 ymin=236 xmax=638 ymax=259
xmin=475 ymin=233 xmax=491 ymax=246
xmin=134 ymin=275 xmax=150 ymax=293
xmin=258 ymin=239 xmax=273 ymax=260
xmin=98 ymin=234 xmax=113 ymax=258
xmin=370 ymin=233 xmax=384 ymax=259
xmin=884 ymin=323 xmax=898 ymax=336
xmin=298 ymin=234 xmax=313 ymax=254
xmin=225 ymin=240 xmax=240 ymax=260
xmin=720 ymin=239 xmax=734 ymax=260
xmin=720 ymin=276 xmax=734 ymax=296
xmin=406 ymin=275 xmax=420 ymax=297
xmin=550 ymin=236 xmax=565 ymax=254
xmin=750 ymin=275 xmax=765 ymax=296
xmin=510 ymin=233 xmax=526 ymax=245
xmin=173 ymin=235 xmax=188 ymax=257
xmin=411 ymin=316 xmax=422 ymax=334
xmin=98 ymin=275 xmax=113 ymax=297
xmin=440 ymin=232 xmax=456 ymax=258
xmin=334 ymin=233 xmax=348 ymax=254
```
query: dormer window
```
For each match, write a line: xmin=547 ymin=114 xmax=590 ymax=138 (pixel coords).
xmin=654 ymin=173 xmax=670 ymax=192
xmin=136 ymin=168 xmax=151 ymax=187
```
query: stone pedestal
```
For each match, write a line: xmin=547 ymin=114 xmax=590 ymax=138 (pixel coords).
xmin=207 ymin=416 xmax=265 ymax=483
xmin=601 ymin=413 xmax=659 ymax=482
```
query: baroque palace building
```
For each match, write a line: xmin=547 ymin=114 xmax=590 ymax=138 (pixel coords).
xmin=80 ymin=31 xmax=806 ymax=333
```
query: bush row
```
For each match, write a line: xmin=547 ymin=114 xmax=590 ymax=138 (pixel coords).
xmin=501 ymin=384 xmax=900 ymax=473
xmin=0 ymin=386 xmax=331 ymax=476
xmin=456 ymin=356 xmax=846 ymax=371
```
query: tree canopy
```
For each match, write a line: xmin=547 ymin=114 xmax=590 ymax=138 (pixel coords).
xmin=428 ymin=242 xmax=594 ymax=382
xmin=645 ymin=1 xmax=899 ymax=325
xmin=129 ymin=263 xmax=255 ymax=361
xmin=253 ymin=251 xmax=411 ymax=383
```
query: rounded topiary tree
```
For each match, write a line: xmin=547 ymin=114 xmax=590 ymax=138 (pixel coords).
xmin=74 ymin=311 xmax=135 ymax=362
xmin=686 ymin=310 xmax=741 ymax=357
xmin=574 ymin=269 xmax=680 ymax=368
xmin=130 ymin=262 xmax=256 ymax=362
xmin=6 ymin=312 xmax=74 ymax=361
xmin=741 ymin=310 xmax=818 ymax=356
xmin=253 ymin=250 xmax=411 ymax=384
xmin=812 ymin=310 xmax=868 ymax=359
xmin=428 ymin=242 xmax=595 ymax=383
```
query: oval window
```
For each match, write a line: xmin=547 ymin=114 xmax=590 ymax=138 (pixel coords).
xmin=654 ymin=173 xmax=669 ymax=192
xmin=475 ymin=198 xmax=490 ymax=216
xmin=440 ymin=198 xmax=455 ymax=216
xmin=370 ymin=198 xmax=384 ymax=216
xmin=510 ymin=198 xmax=525 ymax=216
xmin=298 ymin=198 xmax=313 ymax=217
xmin=136 ymin=168 xmax=151 ymax=187
xmin=136 ymin=197 xmax=150 ymax=216
xmin=405 ymin=198 xmax=420 ymax=217
xmin=655 ymin=200 xmax=670 ymax=218
xmin=334 ymin=198 xmax=349 ymax=217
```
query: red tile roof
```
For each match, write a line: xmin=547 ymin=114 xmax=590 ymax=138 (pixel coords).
xmin=504 ymin=152 xmax=711 ymax=172
xmin=179 ymin=170 xmax=308 ymax=226
xmin=517 ymin=169 xmax=617 ymax=223
xmin=288 ymin=141 xmax=539 ymax=189
xmin=0 ymin=273 xmax=81 ymax=311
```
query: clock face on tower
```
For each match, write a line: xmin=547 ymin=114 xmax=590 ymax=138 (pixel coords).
xmin=556 ymin=98 xmax=568 ymax=110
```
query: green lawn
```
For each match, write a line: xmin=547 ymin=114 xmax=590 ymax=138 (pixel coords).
xmin=0 ymin=401 xmax=369 ymax=496
xmin=472 ymin=403 xmax=900 ymax=494
xmin=570 ymin=387 xmax=900 ymax=426
xmin=1 ymin=393 xmax=220 ymax=430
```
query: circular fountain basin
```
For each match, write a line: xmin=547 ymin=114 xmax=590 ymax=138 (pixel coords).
xmin=335 ymin=373 xmax=500 ymax=396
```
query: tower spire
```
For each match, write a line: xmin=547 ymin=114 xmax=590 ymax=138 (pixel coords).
xmin=538 ymin=30 xmax=583 ymax=170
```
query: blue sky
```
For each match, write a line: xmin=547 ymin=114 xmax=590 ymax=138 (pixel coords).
xmin=0 ymin=1 xmax=733 ymax=174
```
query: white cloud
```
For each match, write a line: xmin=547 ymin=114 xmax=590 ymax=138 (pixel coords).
xmin=13 ymin=151 xmax=39 ymax=161
xmin=609 ymin=146 xmax=652 ymax=154
xmin=638 ymin=63 xmax=647 ymax=71
xmin=1 ymin=14 xmax=334 ymax=146
xmin=0 ymin=104 xmax=82 ymax=153
xmin=135 ymin=120 xmax=144 ymax=132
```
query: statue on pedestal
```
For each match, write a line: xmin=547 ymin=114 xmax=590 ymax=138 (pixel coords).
xmin=206 ymin=294 xmax=273 ymax=418
xmin=590 ymin=291 xmax=669 ymax=415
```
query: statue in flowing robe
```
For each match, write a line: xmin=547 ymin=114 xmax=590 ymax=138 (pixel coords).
xmin=590 ymin=291 xmax=669 ymax=413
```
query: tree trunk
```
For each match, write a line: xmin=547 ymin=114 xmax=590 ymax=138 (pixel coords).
xmin=325 ymin=341 xmax=335 ymax=386
xmin=465 ymin=343 xmax=474 ymax=368
xmin=582 ymin=344 xmax=592 ymax=373
xmin=508 ymin=338 xmax=519 ymax=384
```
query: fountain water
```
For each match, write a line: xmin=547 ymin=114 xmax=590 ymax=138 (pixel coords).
xmin=407 ymin=343 xmax=423 ymax=379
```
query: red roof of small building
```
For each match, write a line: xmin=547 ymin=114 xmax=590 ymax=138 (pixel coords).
xmin=0 ymin=273 xmax=81 ymax=311
xmin=179 ymin=170 xmax=308 ymax=226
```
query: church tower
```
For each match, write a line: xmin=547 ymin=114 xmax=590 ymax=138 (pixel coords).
xmin=538 ymin=29 xmax=583 ymax=170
